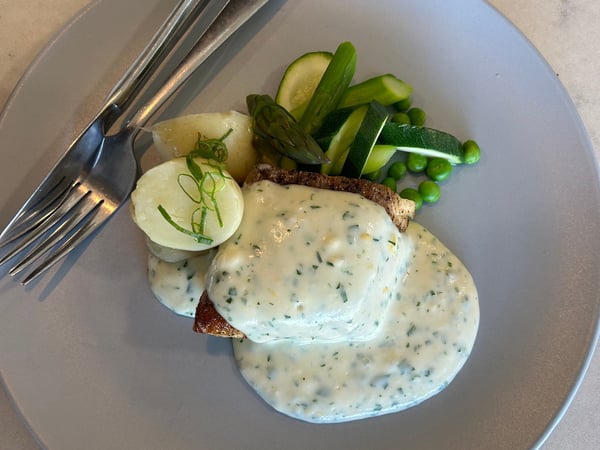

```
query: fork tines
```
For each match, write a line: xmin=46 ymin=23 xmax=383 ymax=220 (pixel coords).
xmin=0 ymin=178 xmax=107 ymax=284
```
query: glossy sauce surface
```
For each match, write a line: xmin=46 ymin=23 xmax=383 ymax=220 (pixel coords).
xmin=233 ymin=222 xmax=479 ymax=423
xmin=206 ymin=181 xmax=412 ymax=343
xmin=148 ymin=251 xmax=214 ymax=317
xmin=147 ymin=182 xmax=479 ymax=423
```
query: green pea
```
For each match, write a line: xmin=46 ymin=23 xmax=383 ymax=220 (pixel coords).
xmin=381 ymin=177 xmax=397 ymax=192
xmin=406 ymin=153 xmax=428 ymax=173
xmin=394 ymin=96 xmax=412 ymax=111
xmin=391 ymin=112 xmax=411 ymax=125
xmin=418 ymin=180 xmax=441 ymax=204
xmin=399 ymin=188 xmax=423 ymax=211
xmin=426 ymin=157 xmax=453 ymax=182
xmin=462 ymin=140 xmax=481 ymax=164
xmin=387 ymin=161 xmax=407 ymax=180
xmin=407 ymin=107 xmax=426 ymax=126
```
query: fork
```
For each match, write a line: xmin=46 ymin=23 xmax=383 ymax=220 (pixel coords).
xmin=0 ymin=0 xmax=272 ymax=284
xmin=0 ymin=0 xmax=209 ymax=245
xmin=0 ymin=0 xmax=226 ymax=281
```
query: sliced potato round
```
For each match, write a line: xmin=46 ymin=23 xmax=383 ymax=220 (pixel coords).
xmin=151 ymin=111 xmax=257 ymax=183
xmin=131 ymin=157 xmax=244 ymax=251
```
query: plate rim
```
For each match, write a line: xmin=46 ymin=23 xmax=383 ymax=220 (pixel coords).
xmin=1 ymin=0 xmax=599 ymax=448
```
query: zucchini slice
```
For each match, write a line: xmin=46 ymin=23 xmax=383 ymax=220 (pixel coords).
xmin=313 ymin=106 xmax=357 ymax=147
xmin=362 ymin=144 xmax=397 ymax=175
xmin=378 ymin=122 xmax=466 ymax=164
xmin=275 ymin=51 xmax=333 ymax=121
xmin=341 ymin=101 xmax=389 ymax=178
xmin=315 ymin=106 xmax=367 ymax=175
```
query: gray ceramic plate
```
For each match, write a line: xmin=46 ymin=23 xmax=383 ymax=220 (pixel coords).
xmin=1 ymin=0 xmax=599 ymax=448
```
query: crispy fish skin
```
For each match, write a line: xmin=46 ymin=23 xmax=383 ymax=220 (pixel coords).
xmin=193 ymin=291 xmax=246 ymax=339
xmin=193 ymin=164 xmax=415 ymax=339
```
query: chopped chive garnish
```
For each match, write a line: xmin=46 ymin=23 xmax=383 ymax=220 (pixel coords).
xmin=157 ymin=205 xmax=213 ymax=244
xmin=158 ymin=131 xmax=233 ymax=243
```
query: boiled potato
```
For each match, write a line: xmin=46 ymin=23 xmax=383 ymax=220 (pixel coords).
xmin=144 ymin=236 xmax=205 ymax=263
xmin=152 ymin=111 xmax=257 ymax=183
xmin=131 ymin=157 xmax=244 ymax=251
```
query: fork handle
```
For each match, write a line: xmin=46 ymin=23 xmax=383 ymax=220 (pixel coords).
xmin=126 ymin=0 xmax=271 ymax=131
xmin=102 ymin=0 xmax=209 ymax=122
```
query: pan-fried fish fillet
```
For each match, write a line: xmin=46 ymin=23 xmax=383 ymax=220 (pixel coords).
xmin=193 ymin=291 xmax=246 ymax=338
xmin=194 ymin=164 xmax=415 ymax=339
xmin=245 ymin=164 xmax=415 ymax=231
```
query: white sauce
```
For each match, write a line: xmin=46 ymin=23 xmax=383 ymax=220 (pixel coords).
xmin=233 ymin=222 xmax=479 ymax=423
xmin=205 ymin=180 xmax=412 ymax=343
xmin=146 ymin=180 xmax=479 ymax=423
xmin=147 ymin=250 xmax=215 ymax=317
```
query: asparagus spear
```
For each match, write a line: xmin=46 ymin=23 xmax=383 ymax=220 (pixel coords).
xmin=247 ymin=94 xmax=328 ymax=165
xmin=337 ymin=74 xmax=413 ymax=108
xmin=298 ymin=41 xmax=357 ymax=136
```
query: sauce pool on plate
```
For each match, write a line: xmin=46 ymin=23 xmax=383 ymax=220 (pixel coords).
xmin=144 ymin=181 xmax=479 ymax=423
xmin=232 ymin=221 xmax=479 ymax=423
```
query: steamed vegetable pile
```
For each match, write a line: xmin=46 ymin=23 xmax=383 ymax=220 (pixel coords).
xmin=255 ymin=41 xmax=481 ymax=210
xmin=131 ymin=41 xmax=481 ymax=254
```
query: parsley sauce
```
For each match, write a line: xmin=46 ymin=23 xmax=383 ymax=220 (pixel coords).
xmin=206 ymin=181 xmax=412 ymax=344
xmin=147 ymin=250 xmax=215 ymax=317
xmin=232 ymin=221 xmax=479 ymax=423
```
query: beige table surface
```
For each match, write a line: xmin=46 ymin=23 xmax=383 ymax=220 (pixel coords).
xmin=1 ymin=0 xmax=599 ymax=448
